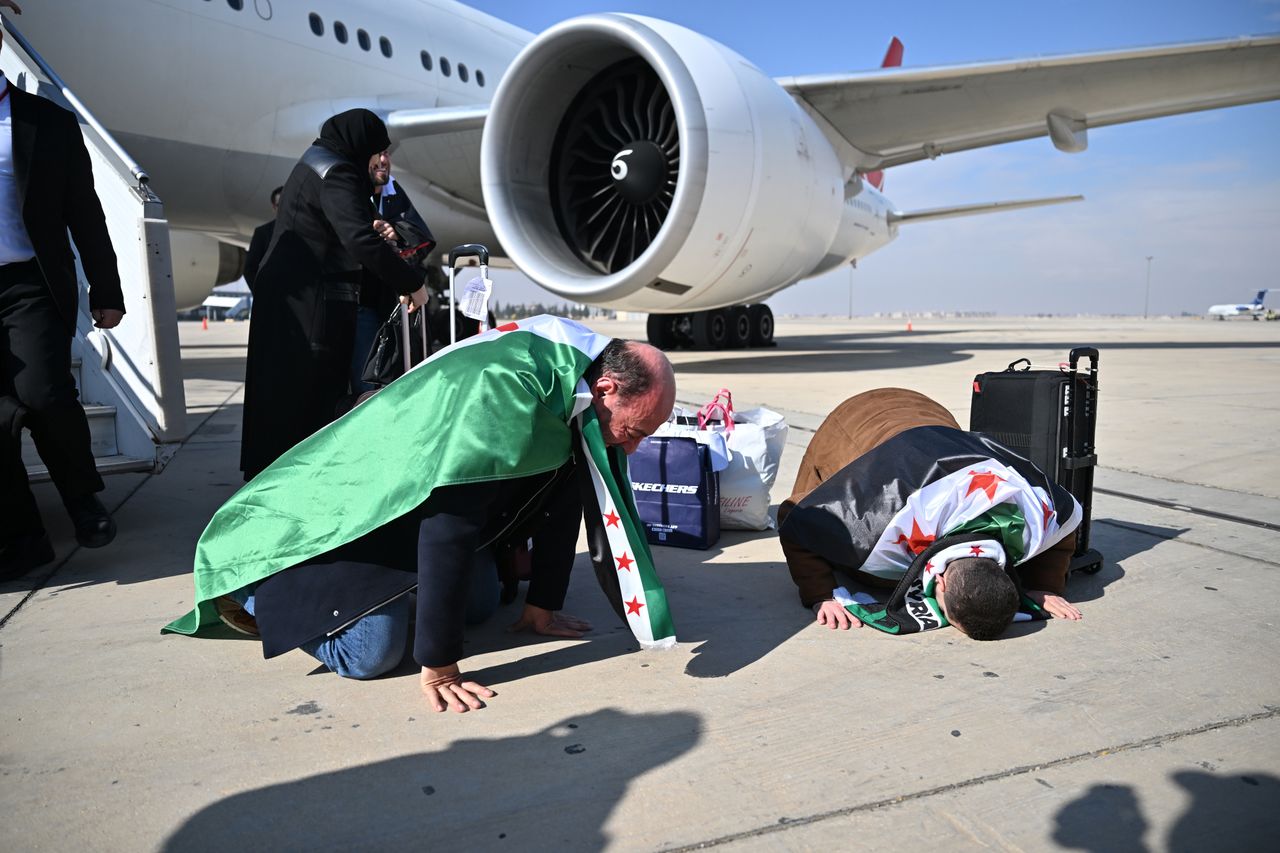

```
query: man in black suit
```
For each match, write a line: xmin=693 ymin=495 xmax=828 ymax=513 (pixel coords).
xmin=1 ymin=10 xmax=125 ymax=579
xmin=242 ymin=184 xmax=281 ymax=292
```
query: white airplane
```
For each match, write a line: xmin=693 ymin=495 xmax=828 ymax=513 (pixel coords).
xmin=10 ymin=1 xmax=1280 ymax=348
xmin=1208 ymin=289 xmax=1271 ymax=320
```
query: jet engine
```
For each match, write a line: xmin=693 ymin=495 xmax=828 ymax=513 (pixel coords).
xmin=168 ymin=230 xmax=245 ymax=310
xmin=481 ymin=14 xmax=847 ymax=314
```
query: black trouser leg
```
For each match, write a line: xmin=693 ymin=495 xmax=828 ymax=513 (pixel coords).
xmin=0 ymin=267 xmax=102 ymax=542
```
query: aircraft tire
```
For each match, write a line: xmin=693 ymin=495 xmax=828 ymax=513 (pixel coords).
xmin=748 ymin=304 xmax=775 ymax=347
xmin=691 ymin=309 xmax=729 ymax=350
xmin=646 ymin=313 xmax=678 ymax=350
xmin=726 ymin=306 xmax=752 ymax=348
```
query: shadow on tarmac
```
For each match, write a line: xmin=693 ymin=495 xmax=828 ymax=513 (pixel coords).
xmin=673 ymin=332 xmax=1280 ymax=376
xmin=1050 ymin=769 xmax=1280 ymax=851
xmin=159 ymin=708 xmax=701 ymax=852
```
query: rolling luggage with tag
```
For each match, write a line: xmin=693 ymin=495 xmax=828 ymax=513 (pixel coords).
xmin=969 ymin=347 xmax=1103 ymax=574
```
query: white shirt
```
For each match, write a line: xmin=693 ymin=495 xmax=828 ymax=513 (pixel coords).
xmin=0 ymin=73 xmax=36 ymax=264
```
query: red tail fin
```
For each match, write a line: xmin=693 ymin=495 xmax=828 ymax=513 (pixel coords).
xmin=864 ymin=37 xmax=903 ymax=191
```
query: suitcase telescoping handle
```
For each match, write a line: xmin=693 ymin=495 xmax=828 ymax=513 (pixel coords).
xmin=1069 ymin=346 xmax=1099 ymax=378
xmin=397 ymin=301 xmax=429 ymax=374
xmin=446 ymin=244 xmax=491 ymax=346
xmin=448 ymin=244 xmax=490 ymax=267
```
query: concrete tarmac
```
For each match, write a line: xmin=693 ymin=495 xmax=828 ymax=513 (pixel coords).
xmin=2 ymin=315 xmax=1278 ymax=851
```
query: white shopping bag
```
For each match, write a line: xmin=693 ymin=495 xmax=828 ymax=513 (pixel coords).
xmin=694 ymin=389 xmax=788 ymax=530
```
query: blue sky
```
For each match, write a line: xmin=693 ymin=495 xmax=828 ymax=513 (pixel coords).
xmin=466 ymin=0 xmax=1280 ymax=315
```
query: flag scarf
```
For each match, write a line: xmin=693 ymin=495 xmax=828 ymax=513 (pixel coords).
xmin=780 ymin=425 xmax=1081 ymax=634
xmin=164 ymin=315 xmax=676 ymax=648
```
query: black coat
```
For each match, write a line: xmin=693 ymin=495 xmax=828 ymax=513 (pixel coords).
xmin=10 ymin=87 xmax=122 ymax=331
xmin=240 ymin=114 xmax=422 ymax=478
xmin=242 ymin=219 xmax=273 ymax=292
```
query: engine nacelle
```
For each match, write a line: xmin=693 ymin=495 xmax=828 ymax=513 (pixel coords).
xmin=481 ymin=15 xmax=844 ymax=312
xmin=168 ymin=230 xmax=245 ymax=310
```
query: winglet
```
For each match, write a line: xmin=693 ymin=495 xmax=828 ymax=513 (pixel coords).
xmin=864 ymin=38 xmax=904 ymax=191
xmin=881 ymin=36 xmax=904 ymax=69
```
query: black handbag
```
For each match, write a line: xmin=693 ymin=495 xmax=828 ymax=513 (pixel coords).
xmin=361 ymin=303 xmax=431 ymax=387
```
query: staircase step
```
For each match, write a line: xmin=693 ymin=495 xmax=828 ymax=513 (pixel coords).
xmin=21 ymin=404 xmax=119 ymax=468
xmin=25 ymin=453 xmax=153 ymax=484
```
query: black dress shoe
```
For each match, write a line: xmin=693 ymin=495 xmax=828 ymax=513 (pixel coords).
xmin=63 ymin=494 xmax=117 ymax=548
xmin=1 ymin=531 xmax=55 ymax=581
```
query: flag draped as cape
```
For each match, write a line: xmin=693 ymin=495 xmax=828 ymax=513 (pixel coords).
xmin=165 ymin=315 xmax=675 ymax=648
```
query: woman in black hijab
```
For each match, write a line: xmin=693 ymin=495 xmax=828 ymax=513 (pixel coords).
xmin=240 ymin=109 xmax=427 ymax=480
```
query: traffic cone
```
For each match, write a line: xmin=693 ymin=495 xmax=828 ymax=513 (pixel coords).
xmin=202 ymin=316 xmax=208 ymax=330
xmin=906 ymin=319 xmax=913 ymax=332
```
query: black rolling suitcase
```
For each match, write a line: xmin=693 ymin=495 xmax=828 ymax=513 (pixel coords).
xmin=969 ymin=347 xmax=1103 ymax=574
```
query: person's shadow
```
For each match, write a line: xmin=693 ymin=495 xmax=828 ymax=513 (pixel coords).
xmin=1052 ymin=783 xmax=1151 ymax=852
xmin=160 ymin=707 xmax=701 ymax=852
xmin=1051 ymin=770 xmax=1280 ymax=851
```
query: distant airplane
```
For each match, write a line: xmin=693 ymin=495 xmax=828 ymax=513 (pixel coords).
xmin=1208 ymin=289 xmax=1271 ymax=320
xmin=11 ymin=2 xmax=1280 ymax=347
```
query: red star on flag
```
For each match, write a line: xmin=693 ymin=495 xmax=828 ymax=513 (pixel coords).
xmin=969 ymin=545 xmax=985 ymax=556
xmin=625 ymin=596 xmax=644 ymax=616
xmin=496 ymin=322 xmax=519 ymax=332
xmin=615 ymin=552 xmax=634 ymax=572
xmin=604 ymin=510 xmax=620 ymax=528
xmin=894 ymin=518 xmax=936 ymax=555
xmin=1041 ymin=500 xmax=1055 ymax=527
xmin=966 ymin=469 xmax=1007 ymax=500
xmin=925 ymin=561 xmax=934 ymax=571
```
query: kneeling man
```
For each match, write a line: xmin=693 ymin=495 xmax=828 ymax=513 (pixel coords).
xmin=166 ymin=316 xmax=677 ymax=711
xmin=778 ymin=388 xmax=1083 ymax=640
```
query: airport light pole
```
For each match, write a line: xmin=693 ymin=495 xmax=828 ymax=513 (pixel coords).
xmin=1144 ymin=255 xmax=1154 ymax=319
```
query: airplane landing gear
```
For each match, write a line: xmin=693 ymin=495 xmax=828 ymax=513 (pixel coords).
xmin=645 ymin=304 xmax=775 ymax=350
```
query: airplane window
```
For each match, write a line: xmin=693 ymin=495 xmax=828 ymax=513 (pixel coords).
xmin=458 ymin=63 xmax=469 ymax=83
xmin=357 ymin=29 xmax=371 ymax=51
xmin=476 ymin=69 xmax=485 ymax=87
xmin=309 ymin=13 xmax=323 ymax=36
xmin=334 ymin=21 xmax=347 ymax=44
xmin=420 ymin=50 xmax=433 ymax=71
xmin=440 ymin=57 xmax=451 ymax=77
xmin=380 ymin=36 xmax=392 ymax=58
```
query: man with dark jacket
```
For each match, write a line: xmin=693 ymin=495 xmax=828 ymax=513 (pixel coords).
xmin=240 ymin=109 xmax=426 ymax=480
xmin=350 ymin=157 xmax=435 ymax=394
xmin=241 ymin=184 xmax=281 ymax=292
xmin=1 ymin=15 xmax=124 ymax=579
xmin=169 ymin=317 xmax=678 ymax=713
xmin=778 ymin=388 xmax=1083 ymax=639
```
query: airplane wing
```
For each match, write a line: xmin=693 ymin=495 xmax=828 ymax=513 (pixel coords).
xmin=383 ymin=105 xmax=490 ymax=208
xmin=889 ymin=195 xmax=1083 ymax=225
xmin=778 ymin=35 xmax=1280 ymax=171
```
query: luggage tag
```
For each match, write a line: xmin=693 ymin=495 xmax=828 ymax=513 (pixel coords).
xmin=460 ymin=274 xmax=493 ymax=330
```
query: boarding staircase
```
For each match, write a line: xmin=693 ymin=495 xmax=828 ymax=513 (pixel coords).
xmin=4 ymin=20 xmax=185 ymax=484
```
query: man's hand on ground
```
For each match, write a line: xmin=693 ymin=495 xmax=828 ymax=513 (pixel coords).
xmin=420 ymin=664 xmax=494 ymax=713
xmin=509 ymin=603 xmax=592 ymax=638
xmin=1026 ymin=590 xmax=1082 ymax=621
xmin=813 ymin=599 xmax=861 ymax=630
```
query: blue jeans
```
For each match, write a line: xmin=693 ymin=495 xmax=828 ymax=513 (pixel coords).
xmin=349 ymin=304 xmax=383 ymax=395
xmin=233 ymin=550 xmax=500 ymax=680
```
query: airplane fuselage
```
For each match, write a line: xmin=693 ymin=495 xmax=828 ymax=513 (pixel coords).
xmin=15 ymin=0 xmax=527 ymax=247
xmin=12 ymin=0 xmax=896 ymax=295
